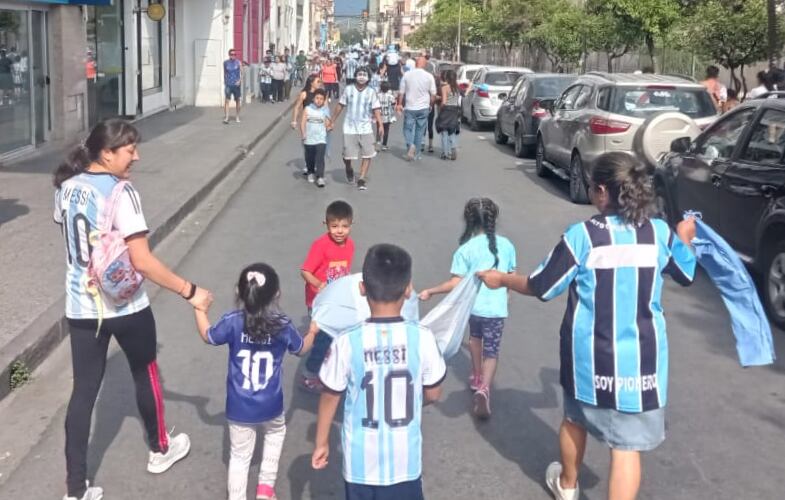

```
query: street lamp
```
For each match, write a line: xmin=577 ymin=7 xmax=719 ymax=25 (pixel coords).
xmin=455 ymin=0 xmax=461 ymax=62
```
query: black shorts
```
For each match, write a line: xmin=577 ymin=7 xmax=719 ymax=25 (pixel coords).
xmin=345 ymin=478 xmax=423 ymax=500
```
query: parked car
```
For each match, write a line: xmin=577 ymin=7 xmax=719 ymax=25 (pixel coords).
xmin=462 ymin=66 xmax=533 ymax=130
xmin=456 ymin=64 xmax=486 ymax=94
xmin=536 ymin=72 xmax=718 ymax=203
xmin=495 ymin=73 xmax=578 ymax=157
xmin=655 ymin=94 xmax=785 ymax=328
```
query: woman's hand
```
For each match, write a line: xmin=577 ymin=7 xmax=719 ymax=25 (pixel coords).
xmin=476 ymin=270 xmax=506 ymax=290
xmin=676 ymin=217 xmax=696 ymax=245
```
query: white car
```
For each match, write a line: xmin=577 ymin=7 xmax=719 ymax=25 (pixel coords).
xmin=456 ymin=64 xmax=487 ymax=94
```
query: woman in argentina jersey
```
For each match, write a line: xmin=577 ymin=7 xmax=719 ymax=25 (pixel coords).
xmin=478 ymin=152 xmax=697 ymax=500
xmin=53 ymin=120 xmax=213 ymax=500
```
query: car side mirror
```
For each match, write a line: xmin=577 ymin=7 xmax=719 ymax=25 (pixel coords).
xmin=670 ymin=136 xmax=692 ymax=154
xmin=498 ymin=93 xmax=508 ymax=101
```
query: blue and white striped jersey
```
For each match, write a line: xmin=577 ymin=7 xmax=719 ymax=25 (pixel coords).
xmin=339 ymin=85 xmax=381 ymax=135
xmin=319 ymin=317 xmax=446 ymax=486
xmin=528 ymin=215 xmax=695 ymax=412
xmin=54 ymin=173 xmax=150 ymax=319
xmin=345 ymin=57 xmax=359 ymax=80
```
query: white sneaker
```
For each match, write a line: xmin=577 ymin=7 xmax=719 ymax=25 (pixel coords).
xmin=63 ymin=482 xmax=103 ymax=500
xmin=316 ymin=177 xmax=326 ymax=187
xmin=307 ymin=173 xmax=315 ymax=183
xmin=545 ymin=462 xmax=579 ymax=500
xmin=147 ymin=432 xmax=191 ymax=474
xmin=235 ymin=116 xmax=241 ymax=123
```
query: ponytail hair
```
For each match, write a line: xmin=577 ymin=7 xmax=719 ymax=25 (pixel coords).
xmin=460 ymin=197 xmax=500 ymax=269
xmin=591 ymin=152 xmax=655 ymax=226
xmin=53 ymin=119 xmax=140 ymax=188
xmin=236 ymin=263 xmax=286 ymax=343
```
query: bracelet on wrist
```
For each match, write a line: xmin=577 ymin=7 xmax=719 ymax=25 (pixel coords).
xmin=184 ymin=282 xmax=197 ymax=300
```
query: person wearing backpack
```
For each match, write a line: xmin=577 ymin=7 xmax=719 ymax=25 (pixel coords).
xmin=53 ymin=119 xmax=213 ymax=500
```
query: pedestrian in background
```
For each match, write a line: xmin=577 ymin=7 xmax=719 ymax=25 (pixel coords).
xmin=321 ymin=57 xmax=339 ymax=99
xmin=192 ymin=263 xmax=316 ymax=500
xmin=747 ymin=70 xmax=772 ymax=100
xmin=258 ymin=57 xmax=273 ymax=103
xmin=701 ymin=65 xmax=727 ymax=112
xmin=271 ymin=56 xmax=287 ymax=103
xmin=53 ymin=119 xmax=211 ymax=500
xmin=344 ymin=52 xmax=358 ymax=85
xmin=223 ymin=48 xmax=243 ymax=124
xmin=378 ymin=81 xmax=396 ymax=150
xmin=300 ymin=88 xmax=332 ymax=187
xmin=436 ymin=69 xmax=462 ymax=160
xmin=283 ymin=54 xmax=293 ymax=100
xmin=397 ymin=57 xmax=436 ymax=161
xmin=478 ymin=152 xmax=697 ymax=500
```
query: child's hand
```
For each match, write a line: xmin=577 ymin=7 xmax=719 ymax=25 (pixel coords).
xmin=676 ymin=218 xmax=696 ymax=245
xmin=418 ymin=289 xmax=432 ymax=301
xmin=476 ymin=270 xmax=506 ymax=290
xmin=312 ymin=444 xmax=329 ymax=469
xmin=189 ymin=287 xmax=213 ymax=311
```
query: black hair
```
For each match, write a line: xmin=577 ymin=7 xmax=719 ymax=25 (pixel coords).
xmin=325 ymin=200 xmax=353 ymax=222
xmin=362 ymin=244 xmax=412 ymax=303
xmin=236 ymin=263 xmax=286 ymax=343
xmin=757 ymin=70 xmax=773 ymax=90
xmin=460 ymin=198 xmax=500 ymax=268
xmin=313 ymin=88 xmax=327 ymax=98
xmin=591 ymin=152 xmax=655 ymax=226
xmin=706 ymin=65 xmax=720 ymax=79
xmin=380 ymin=81 xmax=391 ymax=93
xmin=53 ymin=119 xmax=140 ymax=188
xmin=727 ymin=88 xmax=739 ymax=100
xmin=442 ymin=69 xmax=458 ymax=94
xmin=302 ymin=74 xmax=319 ymax=93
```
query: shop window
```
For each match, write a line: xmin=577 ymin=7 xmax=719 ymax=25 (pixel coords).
xmin=141 ymin=0 xmax=163 ymax=93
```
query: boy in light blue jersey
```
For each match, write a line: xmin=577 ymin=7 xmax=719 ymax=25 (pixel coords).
xmin=312 ymin=244 xmax=446 ymax=499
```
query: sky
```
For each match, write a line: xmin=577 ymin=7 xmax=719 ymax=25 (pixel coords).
xmin=334 ymin=0 xmax=367 ymax=16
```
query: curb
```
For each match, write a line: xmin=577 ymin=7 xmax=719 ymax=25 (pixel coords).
xmin=0 ymin=101 xmax=295 ymax=401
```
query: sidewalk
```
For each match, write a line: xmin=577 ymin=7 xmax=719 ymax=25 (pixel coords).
xmin=0 ymin=99 xmax=295 ymax=399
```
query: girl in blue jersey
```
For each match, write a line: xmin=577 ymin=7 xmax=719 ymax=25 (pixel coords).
xmin=193 ymin=263 xmax=316 ymax=500
xmin=419 ymin=198 xmax=516 ymax=419
xmin=478 ymin=153 xmax=697 ymax=500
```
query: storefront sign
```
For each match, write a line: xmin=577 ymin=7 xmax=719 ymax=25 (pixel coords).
xmin=146 ymin=3 xmax=165 ymax=22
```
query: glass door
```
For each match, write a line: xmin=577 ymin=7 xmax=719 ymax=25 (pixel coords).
xmin=0 ymin=8 xmax=32 ymax=155
xmin=31 ymin=10 xmax=48 ymax=145
xmin=87 ymin=2 xmax=123 ymax=126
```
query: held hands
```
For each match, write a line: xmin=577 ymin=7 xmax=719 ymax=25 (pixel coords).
xmin=312 ymin=444 xmax=329 ymax=469
xmin=189 ymin=286 xmax=214 ymax=312
xmin=676 ymin=217 xmax=697 ymax=245
xmin=476 ymin=270 xmax=506 ymax=290
xmin=418 ymin=289 xmax=432 ymax=301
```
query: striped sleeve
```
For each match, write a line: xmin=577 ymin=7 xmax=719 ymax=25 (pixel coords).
xmin=528 ymin=224 xmax=586 ymax=301
xmin=663 ymin=229 xmax=696 ymax=286
xmin=114 ymin=183 xmax=149 ymax=238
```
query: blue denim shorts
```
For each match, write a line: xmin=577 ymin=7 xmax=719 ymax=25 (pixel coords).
xmin=562 ymin=391 xmax=665 ymax=451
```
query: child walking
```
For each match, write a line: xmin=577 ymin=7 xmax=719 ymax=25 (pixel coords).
xmin=299 ymin=201 xmax=355 ymax=392
xmin=312 ymin=244 xmax=446 ymax=499
xmin=378 ymin=81 xmax=396 ymax=151
xmin=477 ymin=152 xmax=697 ymax=500
xmin=419 ymin=198 xmax=516 ymax=419
xmin=193 ymin=263 xmax=316 ymax=500
xmin=300 ymin=88 xmax=332 ymax=187
xmin=259 ymin=58 xmax=273 ymax=103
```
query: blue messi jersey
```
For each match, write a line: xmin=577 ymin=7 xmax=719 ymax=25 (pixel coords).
xmin=208 ymin=311 xmax=304 ymax=423
xmin=528 ymin=215 xmax=696 ymax=412
xmin=319 ymin=318 xmax=447 ymax=486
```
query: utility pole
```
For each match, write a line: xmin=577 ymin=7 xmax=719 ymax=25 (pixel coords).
xmin=767 ymin=0 xmax=779 ymax=64
xmin=456 ymin=0 xmax=462 ymax=62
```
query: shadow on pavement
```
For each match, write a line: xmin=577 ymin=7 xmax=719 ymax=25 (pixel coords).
xmin=286 ymin=422 xmax=344 ymax=500
xmin=0 ymin=197 xmax=30 ymax=227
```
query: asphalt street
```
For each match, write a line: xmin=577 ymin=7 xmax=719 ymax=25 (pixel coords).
xmin=1 ymin=117 xmax=784 ymax=500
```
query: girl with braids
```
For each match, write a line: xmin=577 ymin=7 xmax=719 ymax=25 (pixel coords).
xmin=193 ymin=263 xmax=316 ymax=500
xmin=419 ymin=197 xmax=517 ymax=419
xmin=478 ymin=152 xmax=697 ymax=500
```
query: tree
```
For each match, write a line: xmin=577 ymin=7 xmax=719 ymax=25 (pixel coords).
xmin=586 ymin=1 xmax=643 ymax=72
xmin=340 ymin=29 xmax=364 ymax=47
xmin=525 ymin=0 xmax=587 ymax=72
xmin=603 ymin=0 xmax=684 ymax=72
xmin=475 ymin=0 xmax=531 ymax=64
xmin=684 ymin=0 xmax=778 ymax=93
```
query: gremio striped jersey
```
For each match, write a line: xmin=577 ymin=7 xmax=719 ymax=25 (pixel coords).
xmin=319 ymin=318 xmax=447 ymax=486
xmin=54 ymin=172 xmax=150 ymax=319
xmin=528 ymin=215 xmax=696 ymax=412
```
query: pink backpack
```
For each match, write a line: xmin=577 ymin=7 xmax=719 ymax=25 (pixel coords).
xmin=86 ymin=180 xmax=144 ymax=307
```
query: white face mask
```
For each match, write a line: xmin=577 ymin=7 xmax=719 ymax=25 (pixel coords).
xmin=356 ymin=74 xmax=369 ymax=85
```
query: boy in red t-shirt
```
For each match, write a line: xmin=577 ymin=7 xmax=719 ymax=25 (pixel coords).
xmin=300 ymin=200 xmax=355 ymax=391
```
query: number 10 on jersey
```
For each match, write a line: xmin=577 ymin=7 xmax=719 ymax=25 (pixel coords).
xmin=237 ymin=350 xmax=273 ymax=391
xmin=361 ymin=369 xmax=414 ymax=429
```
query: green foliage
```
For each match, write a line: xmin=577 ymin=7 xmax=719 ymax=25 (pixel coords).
xmin=340 ymin=29 xmax=364 ymax=47
xmin=9 ymin=360 xmax=31 ymax=390
xmin=525 ymin=0 xmax=589 ymax=71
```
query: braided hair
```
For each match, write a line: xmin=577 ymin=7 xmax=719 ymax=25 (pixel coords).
xmin=459 ymin=197 xmax=500 ymax=269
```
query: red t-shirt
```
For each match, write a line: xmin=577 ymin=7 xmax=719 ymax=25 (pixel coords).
xmin=322 ymin=64 xmax=338 ymax=84
xmin=302 ymin=233 xmax=354 ymax=307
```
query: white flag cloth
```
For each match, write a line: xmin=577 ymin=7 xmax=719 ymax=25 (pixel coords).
xmin=311 ymin=273 xmax=420 ymax=337
xmin=421 ymin=275 xmax=482 ymax=359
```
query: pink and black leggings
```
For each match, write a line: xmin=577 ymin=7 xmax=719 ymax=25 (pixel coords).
xmin=65 ymin=306 xmax=168 ymax=498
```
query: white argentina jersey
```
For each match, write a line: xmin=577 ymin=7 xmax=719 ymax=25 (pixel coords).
xmin=320 ymin=318 xmax=446 ymax=486
xmin=339 ymin=85 xmax=381 ymax=135
xmin=54 ymin=172 xmax=150 ymax=319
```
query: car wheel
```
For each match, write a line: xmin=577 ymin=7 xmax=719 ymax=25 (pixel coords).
xmin=470 ymin=108 xmax=481 ymax=131
xmin=569 ymin=153 xmax=590 ymax=204
xmin=535 ymin=136 xmax=550 ymax=177
xmin=494 ymin=120 xmax=507 ymax=144
xmin=514 ymin=127 xmax=527 ymax=158
xmin=763 ymin=240 xmax=785 ymax=330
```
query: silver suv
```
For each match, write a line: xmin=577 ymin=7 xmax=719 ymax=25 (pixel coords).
xmin=536 ymin=72 xmax=719 ymax=203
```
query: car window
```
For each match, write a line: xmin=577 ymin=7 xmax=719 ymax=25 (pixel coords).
xmin=558 ymin=85 xmax=583 ymax=111
xmin=515 ymin=81 xmax=530 ymax=107
xmin=471 ymin=71 xmax=482 ymax=83
xmin=508 ymin=79 xmax=524 ymax=100
xmin=533 ymin=77 xmax=575 ymax=98
xmin=486 ymin=72 xmax=523 ymax=85
xmin=739 ymin=109 xmax=785 ymax=165
xmin=696 ymin=108 xmax=756 ymax=161
xmin=609 ymin=85 xmax=717 ymax=119
xmin=574 ymin=85 xmax=594 ymax=109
